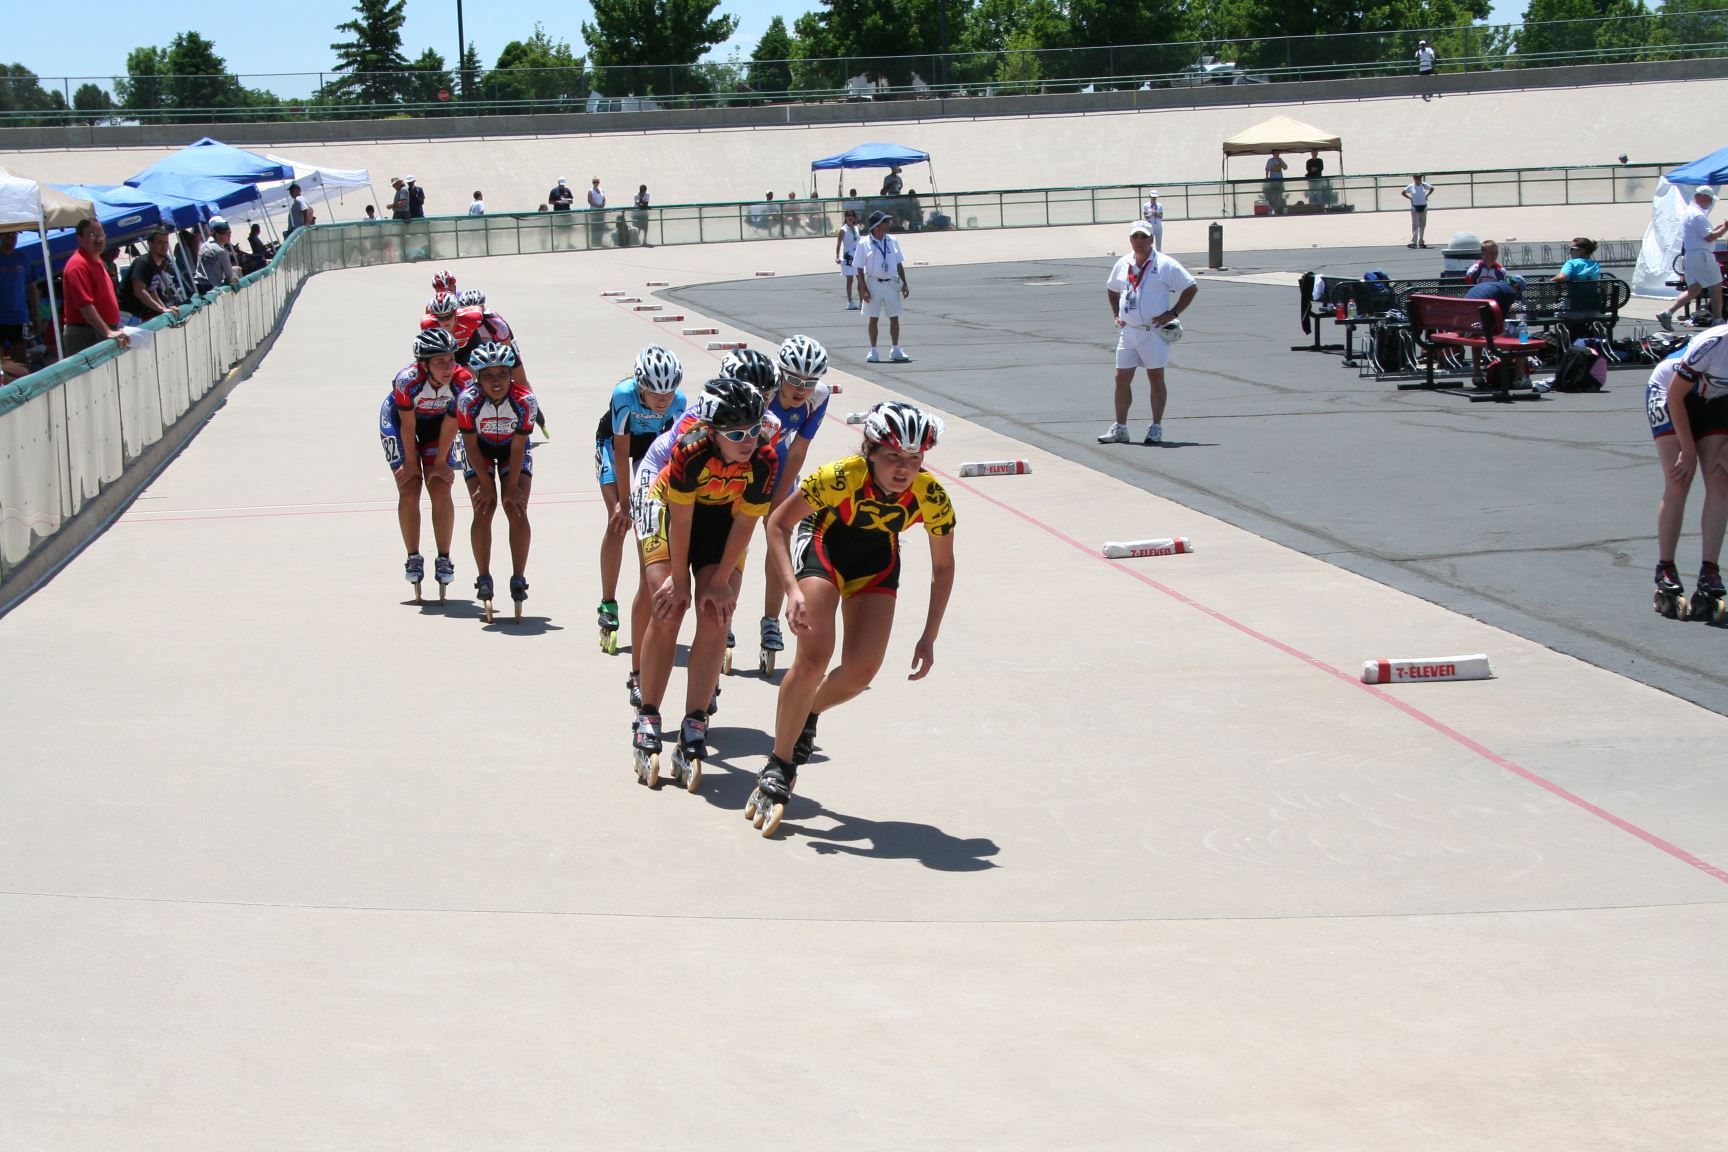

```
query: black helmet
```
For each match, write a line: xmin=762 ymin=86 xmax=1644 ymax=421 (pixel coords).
xmin=413 ymin=326 xmax=459 ymax=359
xmin=703 ymin=376 xmax=766 ymax=430
xmin=719 ymin=348 xmax=778 ymax=394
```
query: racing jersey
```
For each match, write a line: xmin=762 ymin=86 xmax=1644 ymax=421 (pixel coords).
xmin=594 ymin=378 xmax=688 ymax=456
xmin=651 ymin=431 xmax=778 ymax=516
xmin=765 ymin=384 xmax=831 ymax=463
xmin=391 ymin=361 xmax=473 ymax=436
xmin=637 ymin=406 xmax=781 ymax=486
xmin=456 ymin=308 xmax=516 ymax=362
xmin=1676 ymin=325 xmax=1728 ymax=401
xmin=797 ymin=455 xmax=957 ymax=547
xmin=455 ymin=382 xmax=538 ymax=454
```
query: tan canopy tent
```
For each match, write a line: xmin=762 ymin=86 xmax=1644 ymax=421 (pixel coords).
xmin=0 ymin=168 xmax=94 ymax=364
xmin=1221 ymin=116 xmax=1342 ymax=179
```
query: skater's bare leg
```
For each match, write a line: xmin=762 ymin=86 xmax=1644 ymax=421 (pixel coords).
xmin=599 ymin=485 xmax=626 ymax=602
xmin=1713 ymin=284 xmax=1725 ymax=322
xmin=629 ymin=556 xmax=650 ymax=670
xmin=427 ymin=469 xmax=455 ymax=557
xmin=685 ymin=565 xmax=741 ymax=716
xmin=467 ymin=473 xmax=495 ymax=578
xmin=1146 ymin=367 xmax=1168 ymax=424
xmin=502 ymin=472 xmax=533 ymax=579
xmin=1112 ymin=367 xmax=1135 ymax=424
xmin=810 ymin=593 xmax=895 ymax=715
xmin=763 ymin=549 xmax=787 ymax=619
xmin=774 ymin=576 xmax=840 ymax=761
xmin=638 ymin=559 xmax=684 ymax=711
xmin=1657 ymin=436 xmax=1694 ymax=561
xmin=1699 ymin=438 xmax=1728 ymax=564
xmin=395 ymin=468 xmax=422 ymax=554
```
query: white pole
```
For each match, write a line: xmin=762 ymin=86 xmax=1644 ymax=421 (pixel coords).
xmin=37 ymin=205 xmax=64 ymax=364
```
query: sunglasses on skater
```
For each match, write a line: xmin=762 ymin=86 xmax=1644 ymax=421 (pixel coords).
xmin=714 ymin=423 xmax=762 ymax=442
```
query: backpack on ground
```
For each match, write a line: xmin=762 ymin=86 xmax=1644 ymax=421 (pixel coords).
xmin=1552 ymin=344 xmax=1608 ymax=392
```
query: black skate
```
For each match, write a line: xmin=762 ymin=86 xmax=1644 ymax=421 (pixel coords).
xmin=405 ymin=552 xmax=425 ymax=604
xmin=744 ymin=755 xmax=798 ymax=837
xmin=722 ymin=627 xmax=736 ymax=676
xmin=759 ymin=615 xmax=784 ymax=675
xmin=1654 ymin=564 xmax=1685 ymax=620
xmin=669 ymin=711 xmax=708 ymax=793
xmin=632 ymin=711 xmax=663 ymax=789
xmin=434 ymin=554 xmax=454 ymax=603
xmin=598 ymin=598 xmax=620 ymax=654
xmin=476 ymin=573 xmax=495 ymax=623
xmin=509 ymin=575 xmax=528 ymax=623
xmin=1686 ymin=564 xmax=1727 ymax=626
xmin=792 ymin=712 xmax=820 ymax=766
xmin=707 ymin=685 xmax=721 ymax=716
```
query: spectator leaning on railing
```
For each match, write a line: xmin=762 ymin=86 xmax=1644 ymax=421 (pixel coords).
xmin=196 ymin=218 xmax=240 ymax=293
xmin=61 ymin=219 xmax=130 ymax=355
xmin=548 ymin=178 xmax=574 ymax=211
xmin=389 ymin=177 xmax=409 ymax=220
xmin=286 ymin=182 xmax=315 ymax=235
xmin=121 ymin=225 xmax=183 ymax=320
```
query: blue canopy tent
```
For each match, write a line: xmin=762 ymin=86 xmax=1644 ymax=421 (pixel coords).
xmin=123 ymin=172 xmax=263 ymax=216
xmin=1665 ymin=147 xmax=1728 ymax=187
xmin=126 ymin=137 xmax=294 ymax=187
xmin=810 ymin=143 xmax=935 ymax=197
xmin=62 ymin=182 xmax=208 ymax=229
xmin=13 ymin=190 xmax=162 ymax=271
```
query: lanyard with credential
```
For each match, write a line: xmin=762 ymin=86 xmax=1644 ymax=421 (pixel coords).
xmin=875 ymin=237 xmax=893 ymax=277
xmin=1123 ymin=257 xmax=1151 ymax=313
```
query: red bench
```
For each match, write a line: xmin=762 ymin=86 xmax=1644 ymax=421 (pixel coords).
xmin=1405 ymin=292 xmax=1545 ymax=403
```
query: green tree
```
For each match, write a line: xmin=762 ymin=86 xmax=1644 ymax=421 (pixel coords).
xmin=489 ymin=24 xmax=588 ymax=108
xmin=793 ymin=0 xmax=974 ymax=89
xmin=748 ymin=16 xmax=794 ymax=96
xmin=582 ymin=0 xmax=740 ymax=97
xmin=403 ymin=47 xmax=453 ymax=110
xmin=1227 ymin=0 xmax=1489 ymax=74
xmin=458 ymin=40 xmax=483 ymax=101
xmin=72 ymin=82 xmax=115 ymax=125
xmin=1517 ymin=0 xmax=1649 ymax=59
xmin=961 ymin=0 xmax=1064 ymax=85
xmin=329 ymin=0 xmax=409 ymax=106
xmin=164 ymin=31 xmax=246 ymax=112
xmin=0 ymin=63 xmax=67 ymax=126
xmin=115 ymin=46 xmax=167 ymax=113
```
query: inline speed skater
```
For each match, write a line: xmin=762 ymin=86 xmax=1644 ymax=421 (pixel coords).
xmin=596 ymin=345 xmax=687 ymax=660
xmin=755 ymin=335 xmax=833 ymax=674
xmin=421 ymin=291 xmax=460 ymax=334
xmin=745 ymin=401 xmax=956 ymax=836
xmin=452 ymin=341 xmax=539 ymax=623
xmin=631 ymin=378 xmax=778 ymax=792
xmin=1648 ymin=324 xmax=1728 ymax=623
xmin=379 ymin=326 xmax=471 ymax=602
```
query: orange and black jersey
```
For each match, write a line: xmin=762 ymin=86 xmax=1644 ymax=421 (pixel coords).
xmin=797 ymin=455 xmax=956 ymax=543
xmin=650 ymin=430 xmax=778 ymax=515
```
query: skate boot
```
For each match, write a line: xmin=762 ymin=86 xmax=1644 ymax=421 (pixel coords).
xmin=476 ymin=573 xmax=495 ymax=623
xmin=632 ymin=710 xmax=663 ymax=789
xmin=744 ymin=754 xmax=798 ymax=837
xmin=597 ymin=599 xmax=620 ymax=654
xmin=1687 ymin=562 xmax=1727 ymax=625
xmin=670 ymin=711 xmax=708 ymax=793
xmin=722 ymin=627 xmax=736 ymax=676
xmin=434 ymin=554 xmax=455 ymax=603
xmin=405 ymin=552 xmax=425 ymax=604
xmin=792 ymin=712 xmax=820 ymax=767
xmin=1654 ymin=563 xmax=1685 ymax=619
xmin=626 ymin=670 xmax=643 ymax=710
xmin=707 ymin=685 xmax=721 ymax=716
xmin=759 ymin=615 xmax=784 ymax=675
xmin=508 ymin=575 xmax=528 ymax=623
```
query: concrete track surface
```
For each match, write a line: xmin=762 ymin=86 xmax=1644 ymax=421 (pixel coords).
xmin=3 ymin=229 xmax=1726 ymax=1150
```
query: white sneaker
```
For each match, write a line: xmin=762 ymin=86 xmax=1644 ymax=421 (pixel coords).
xmin=1143 ymin=423 xmax=1163 ymax=445
xmin=846 ymin=301 xmax=860 ymax=310
xmin=1097 ymin=422 xmax=1130 ymax=444
xmin=889 ymin=347 xmax=911 ymax=362
xmin=865 ymin=348 xmax=880 ymax=363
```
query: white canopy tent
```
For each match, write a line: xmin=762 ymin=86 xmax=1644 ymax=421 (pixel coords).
xmin=211 ymin=156 xmax=375 ymax=233
xmin=1221 ymin=116 xmax=1344 ymax=180
xmin=0 ymin=168 xmax=93 ymax=368
xmin=1633 ymin=180 xmax=1689 ymax=299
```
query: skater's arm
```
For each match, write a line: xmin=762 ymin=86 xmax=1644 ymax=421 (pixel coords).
xmin=434 ymin=412 xmax=459 ymax=476
xmin=699 ymin=512 xmax=761 ymax=623
xmin=771 ymin=439 xmax=812 ymax=506
xmin=666 ymin=500 xmax=695 ymax=603
xmin=910 ymin=530 xmax=956 ymax=681
xmin=611 ymin=433 xmax=635 ymax=531
xmin=396 ymin=406 xmax=421 ymax=483
xmin=1668 ymin=375 xmax=1699 ymax=481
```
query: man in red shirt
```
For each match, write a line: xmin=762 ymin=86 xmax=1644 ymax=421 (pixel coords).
xmin=61 ymin=219 xmax=130 ymax=356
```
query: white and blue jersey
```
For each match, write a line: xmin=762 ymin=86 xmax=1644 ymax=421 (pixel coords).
xmin=765 ymin=383 xmax=832 ymax=469
xmin=593 ymin=378 xmax=687 ymax=486
xmin=1650 ymin=325 xmax=1728 ymax=440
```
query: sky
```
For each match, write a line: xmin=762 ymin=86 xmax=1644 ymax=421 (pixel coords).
xmin=11 ymin=0 xmax=1530 ymax=97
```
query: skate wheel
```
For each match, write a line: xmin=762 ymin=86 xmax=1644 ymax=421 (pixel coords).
xmin=751 ymin=806 xmax=768 ymax=830
xmin=1714 ymin=600 xmax=1728 ymax=627
xmin=759 ymin=802 xmax=785 ymax=837
xmin=514 ymin=602 xmax=523 ymax=624
xmin=684 ymin=757 xmax=702 ymax=793
xmin=744 ymin=796 xmax=758 ymax=821
xmin=722 ymin=649 xmax=733 ymax=676
xmin=413 ymin=582 xmax=423 ymax=605
xmin=439 ymin=584 xmax=447 ymax=603
xmin=636 ymin=753 xmax=660 ymax=790
xmin=483 ymin=601 xmax=493 ymax=624
xmin=760 ymin=650 xmax=776 ymax=676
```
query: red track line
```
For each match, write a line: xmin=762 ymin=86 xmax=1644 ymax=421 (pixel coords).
xmin=935 ymin=466 xmax=1728 ymax=889
xmin=119 ymin=494 xmax=604 ymax=525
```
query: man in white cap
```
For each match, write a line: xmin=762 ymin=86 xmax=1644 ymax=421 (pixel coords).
xmin=1415 ymin=39 xmax=1437 ymax=100
xmin=548 ymin=178 xmax=574 ymax=212
xmin=389 ymin=177 xmax=409 ymax=220
xmin=1140 ymin=189 xmax=1164 ymax=250
xmin=196 ymin=218 xmax=239 ymax=292
xmin=856 ymin=210 xmax=910 ymax=362
xmin=1099 ymin=219 xmax=1197 ymax=445
xmin=1659 ymin=186 xmax=1728 ymax=331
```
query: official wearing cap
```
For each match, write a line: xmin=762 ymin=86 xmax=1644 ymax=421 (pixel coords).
xmin=856 ymin=211 xmax=911 ymax=363
xmin=1098 ymin=219 xmax=1197 ymax=445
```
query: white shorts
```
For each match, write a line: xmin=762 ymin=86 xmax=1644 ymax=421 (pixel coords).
xmin=1116 ymin=325 xmax=1171 ymax=370
xmin=1684 ymin=249 xmax=1724 ymax=290
xmin=863 ymin=283 xmax=903 ymax=318
xmin=840 ymin=258 xmax=857 ymax=280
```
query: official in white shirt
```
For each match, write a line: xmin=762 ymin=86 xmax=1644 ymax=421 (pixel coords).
xmin=1141 ymin=190 xmax=1164 ymax=251
xmin=1658 ymin=186 xmax=1728 ymax=331
xmin=1402 ymin=174 xmax=1435 ymax=248
xmin=856 ymin=211 xmax=911 ymax=363
xmin=586 ymin=177 xmax=607 ymax=248
xmin=1098 ymin=220 xmax=1198 ymax=445
xmin=835 ymin=209 xmax=862 ymax=309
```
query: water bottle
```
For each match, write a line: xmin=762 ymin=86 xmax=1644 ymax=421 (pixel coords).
xmin=1346 ymin=298 xmax=1358 ymax=320
xmin=1516 ymin=319 xmax=1529 ymax=344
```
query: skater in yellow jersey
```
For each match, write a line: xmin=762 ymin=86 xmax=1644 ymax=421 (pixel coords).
xmin=744 ymin=400 xmax=956 ymax=836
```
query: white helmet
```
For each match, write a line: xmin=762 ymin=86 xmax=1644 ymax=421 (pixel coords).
xmin=776 ymin=334 xmax=829 ymax=381
xmin=457 ymin=288 xmax=486 ymax=308
xmin=862 ymin=401 xmax=943 ymax=453
xmin=633 ymin=345 xmax=683 ymax=394
xmin=1157 ymin=318 xmax=1184 ymax=343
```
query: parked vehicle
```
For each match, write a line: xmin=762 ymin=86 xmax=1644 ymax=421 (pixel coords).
xmin=1170 ymin=56 xmax=1269 ymax=87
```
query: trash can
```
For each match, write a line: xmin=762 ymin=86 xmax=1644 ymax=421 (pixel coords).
xmin=1440 ymin=232 xmax=1481 ymax=281
xmin=1208 ymin=222 xmax=1224 ymax=270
